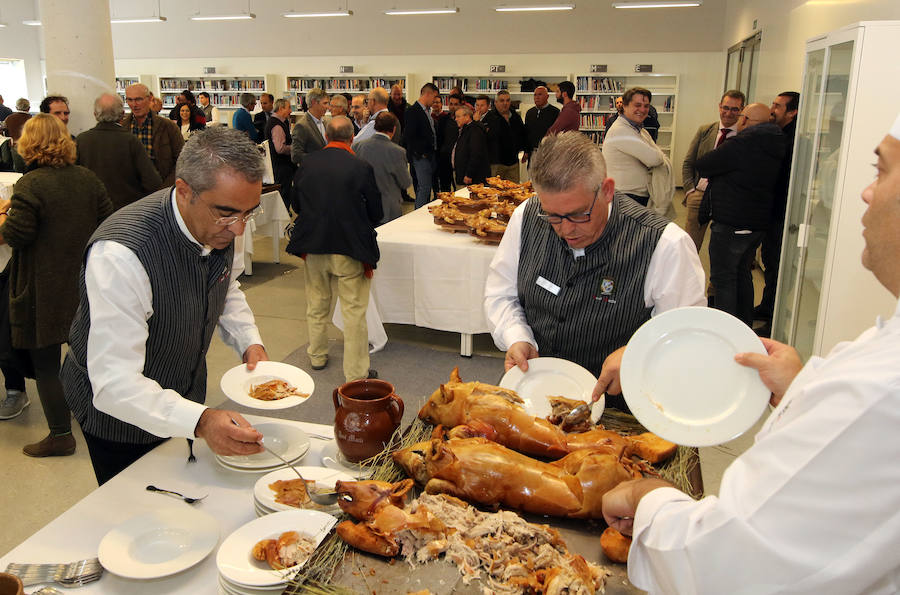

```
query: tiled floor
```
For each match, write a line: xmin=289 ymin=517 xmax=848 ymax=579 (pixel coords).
xmin=0 ymin=191 xmax=765 ymax=556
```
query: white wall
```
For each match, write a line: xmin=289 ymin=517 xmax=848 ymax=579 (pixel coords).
xmin=0 ymin=2 xmax=45 ymax=109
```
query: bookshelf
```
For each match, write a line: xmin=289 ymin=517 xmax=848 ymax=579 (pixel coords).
xmin=432 ymin=74 xmax=567 ymax=115
xmin=158 ymin=76 xmax=269 ymax=109
xmin=115 ymin=77 xmax=139 ymax=104
xmin=285 ymin=75 xmax=407 ymax=107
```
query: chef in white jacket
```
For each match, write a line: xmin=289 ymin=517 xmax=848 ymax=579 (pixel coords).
xmin=601 ymin=116 xmax=900 ymax=594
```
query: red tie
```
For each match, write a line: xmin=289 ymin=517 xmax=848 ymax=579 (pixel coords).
xmin=716 ymin=128 xmax=729 ymax=148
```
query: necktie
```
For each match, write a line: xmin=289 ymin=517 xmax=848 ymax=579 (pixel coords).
xmin=716 ymin=128 xmax=729 ymax=148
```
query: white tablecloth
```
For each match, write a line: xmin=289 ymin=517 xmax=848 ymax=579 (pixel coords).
xmin=0 ymin=415 xmax=335 ymax=594
xmin=0 ymin=172 xmax=22 ymax=270
xmin=240 ymin=190 xmax=291 ymax=275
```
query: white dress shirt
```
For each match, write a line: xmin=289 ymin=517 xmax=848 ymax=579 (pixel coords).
xmin=484 ymin=198 xmax=705 ymax=350
xmin=628 ymin=297 xmax=900 ymax=595
xmin=85 ymin=190 xmax=263 ymax=440
xmin=352 ymin=108 xmax=389 ymax=148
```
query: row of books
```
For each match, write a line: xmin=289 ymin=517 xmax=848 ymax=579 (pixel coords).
xmin=433 ymin=78 xmax=468 ymax=92
xmin=287 ymin=78 xmax=402 ymax=92
xmin=160 ymin=78 xmax=265 ymax=91
xmin=576 ymin=96 xmax=615 ymax=110
xmin=162 ymin=93 xmax=244 ymax=106
xmin=582 ymin=131 xmax=607 ymax=145
xmin=576 ymin=77 xmax=625 ymax=93
xmin=580 ymin=114 xmax=615 ymax=129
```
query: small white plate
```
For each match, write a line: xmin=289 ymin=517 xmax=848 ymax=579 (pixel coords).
xmin=499 ymin=357 xmax=604 ymax=424
xmin=254 ymin=466 xmax=355 ymax=513
xmin=218 ymin=423 xmax=311 ymax=469
xmin=319 ymin=440 xmax=374 ymax=479
xmin=219 ymin=574 xmax=286 ymax=594
xmin=98 ymin=507 xmax=219 ymax=579
xmin=221 ymin=361 xmax=314 ymax=410
xmin=620 ymin=306 xmax=769 ymax=447
xmin=215 ymin=452 xmax=308 ymax=474
xmin=216 ymin=510 xmax=336 ymax=588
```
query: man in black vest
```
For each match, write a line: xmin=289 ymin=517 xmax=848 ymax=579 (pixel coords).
xmin=484 ymin=132 xmax=705 ymax=409
xmin=62 ymin=127 xmax=269 ymax=485
xmin=265 ymin=98 xmax=296 ymax=211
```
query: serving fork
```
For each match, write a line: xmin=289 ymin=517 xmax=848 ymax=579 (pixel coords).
xmin=6 ymin=558 xmax=103 ymax=587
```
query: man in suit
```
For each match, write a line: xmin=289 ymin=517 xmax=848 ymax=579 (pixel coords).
xmin=232 ymin=93 xmax=258 ymax=142
xmin=681 ymin=89 xmax=746 ymax=252
xmin=354 ymin=87 xmax=401 ymax=146
xmin=265 ymin=98 xmax=297 ymax=210
xmin=436 ymin=94 xmax=462 ymax=192
xmin=76 ymin=93 xmax=163 ymax=211
xmin=350 ymin=95 xmax=367 ymax=135
xmin=355 ymin=112 xmax=412 ymax=225
xmin=404 ymin=82 xmax=440 ymax=208
xmin=286 ymin=116 xmax=382 ymax=381
xmin=291 ymin=88 xmax=329 ymax=167
xmin=453 ymin=106 xmax=490 ymax=186
xmin=253 ymin=93 xmax=274 ymax=140
xmin=123 ymin=84 xmax=184 ymax=186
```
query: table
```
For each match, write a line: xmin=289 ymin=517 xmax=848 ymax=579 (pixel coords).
xmin=240 ymin=191 xmax=291 ymax=276
xmin=0 ymin=171 xmax=22 ymax=270
xmin=371 ymin=199 xmax=499 ymax=356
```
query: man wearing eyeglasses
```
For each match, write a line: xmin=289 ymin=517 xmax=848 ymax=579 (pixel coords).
xmin=697 ymin=103 xmax=786 ymax=326
xmin=484 ymin=132 xmax=705 ymax=409
xmin=122 ymin=83 xmax=184 ymax=186
xmin=61 ymin=127 xmax=268 ymax=485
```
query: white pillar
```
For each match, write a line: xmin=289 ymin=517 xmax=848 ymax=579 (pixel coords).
xmin=40 ymin=0 xmax=115 ymax=135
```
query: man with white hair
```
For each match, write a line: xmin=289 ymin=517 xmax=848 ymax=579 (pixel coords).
xmin=291 ymin=88 xmax=329 ymax=166
xmin=602 ymin=114 xmax=900 ymax=595
xmin=123 ymin=83 xmax=184 ymax=186
xmin=76 ymin=93 xmax=163 ymax=211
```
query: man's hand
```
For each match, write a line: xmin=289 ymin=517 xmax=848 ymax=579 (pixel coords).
xmin=602 ymin=478 xmax=673 ymax=535
xmin=463 ymin=176 xmax=472 ymax=184
xmin=194 ymin=409 xmax=263 ymax=456
xmin=242 ymin=344 xmax=268 ymax=371
xmin=504 ymin=341 xmax=538 ymax=372
xmin=592 ymin=346 xmax=626 ymax=401
xmin=734 ymin=337 xmax=803 ymax=407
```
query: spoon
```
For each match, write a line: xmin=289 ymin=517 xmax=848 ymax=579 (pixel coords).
xmin=146 ymin=485 xmax=208 ymax=504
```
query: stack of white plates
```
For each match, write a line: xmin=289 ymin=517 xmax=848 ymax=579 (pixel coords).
xmin=216 ymin=422 xmax=311 ymax=474
xmin=252 ymin=466 xmax=354 ymax=517
xmin=216 ymin=510 xmax=336 ymax=595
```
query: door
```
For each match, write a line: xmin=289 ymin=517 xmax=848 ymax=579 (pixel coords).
xmin=724 ymin=32 xmax=762 ymax=98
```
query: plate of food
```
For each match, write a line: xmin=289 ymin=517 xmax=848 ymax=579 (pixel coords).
xmin=254 ymin=466 xmax=355 ymax=513
xmin=216 ymin=510 xmax=336 ymax=588
xmin=218 ymin=422 xmax=310 ymax=470
xmin=221 ymin=361 xmax=314 ymax=410
xmin=620 ymin=306 xmax=769 ymax=447
xmin=98 ymin=507 xmax=219 ymax=579
xmin=499 ymin=357 xmax=604 ymax=426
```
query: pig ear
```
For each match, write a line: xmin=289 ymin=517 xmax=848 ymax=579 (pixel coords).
xmin=392 ymin=478 xmax=415 ymax=499
xmin=449 ymin=367 xmax=462 ymax=383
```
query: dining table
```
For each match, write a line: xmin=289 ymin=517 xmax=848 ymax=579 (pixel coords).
xmin=239 ymin=189 xmax=291 ymax=276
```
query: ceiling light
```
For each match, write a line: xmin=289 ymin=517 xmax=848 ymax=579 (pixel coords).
xmin=384 ymin=8 xmax=459 ymax=15
xmin=283 ymin=10 xmax=352 ymax=17
xmin=190 ymin=12 xmax=256 ymax=20
xmin=22 ymin=19 xmax=41 ymax=25
xmin=0 ymin=23 xmax=6 ymax=28
xmin=111 ymin=16 xmax=167 ymax=23
xmin=612 ymin=0 xmax=701 ymax=7
xmin=495 ymin=4 xmax=574 ymax=11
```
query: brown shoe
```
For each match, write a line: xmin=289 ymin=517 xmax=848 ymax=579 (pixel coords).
xmin=23 ymin=432 xmax=76 ymax=457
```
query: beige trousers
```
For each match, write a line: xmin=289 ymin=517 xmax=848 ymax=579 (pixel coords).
xmin=683 ymin=189 xmax=709 ymax=252
xmin=490 ymin=162 xmax=520 ymax=183
xmin=303 ymin=253 xmax=371 ymax=382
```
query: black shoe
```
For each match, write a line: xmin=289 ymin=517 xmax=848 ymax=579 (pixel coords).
xmin=311 ymin=357 xmax=328 ymax=371
xmin=366 ymin=369 xmax=378 ymax=379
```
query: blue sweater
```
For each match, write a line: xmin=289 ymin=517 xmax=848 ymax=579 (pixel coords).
xmin=232 ymin=108 xmax=258 ymax=142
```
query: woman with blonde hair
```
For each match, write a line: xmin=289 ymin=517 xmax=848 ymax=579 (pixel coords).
xmin=0 ymin=113 xmax=112 ymax=457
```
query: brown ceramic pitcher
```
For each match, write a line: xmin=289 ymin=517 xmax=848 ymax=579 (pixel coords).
xmin=333 ymin=379 xmax=404 ymax=463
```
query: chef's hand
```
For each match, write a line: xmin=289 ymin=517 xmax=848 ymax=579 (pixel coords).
xmin=463 ymin=176 xmax=472 ymax=184
xmin=195 ymin=409 xmax=263 ymax=456
xmin=602 ymin=478 xmax=673 ymax=536
xmin=592 ymin=346 xmax=625 ymax=402
xmin=242 ymin=344 xmax=268 ymax=371
xmin=734 ymin=337 xmax=803 ymax=407
xmin=505 ymin=341 xmax=538 ymax=372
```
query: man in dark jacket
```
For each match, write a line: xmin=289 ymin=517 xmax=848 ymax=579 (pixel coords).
xmin=453 ymin=106 xmax=491 ymax=186
xmin=523 ymin=86 xmax=559 ymax=165
xmin=123 ymin=83 xmax=184 ymax=186
xmin=286 ymin=116 xmax=382 ymax=381
xmin=697 ymin=103 xmax=786 ymax=326
xmin=404 ymin=83 xmax=440 ymax=208
xmin=482 ymin=90 xmax=526 ymax=182
xmin=264 ymin=98 xmax=296 ymax=211
xmin=77 ymin=94 xmax=163 ymax=211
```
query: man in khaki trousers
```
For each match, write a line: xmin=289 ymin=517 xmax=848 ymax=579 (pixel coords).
xmin=286 ymin=116 xmax=383 ymax=381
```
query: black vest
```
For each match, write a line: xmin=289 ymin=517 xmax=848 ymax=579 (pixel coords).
xmin=62 ymin=190 xmax=233 ymax=444
xmin=265 ymin=116 xmax=293 ymax=171
xmin=517 ymin=193 xmax=667 ymax=376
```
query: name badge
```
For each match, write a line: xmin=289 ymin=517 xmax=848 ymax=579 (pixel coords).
xmin=536 ymin=276 xmax=561 ymax=296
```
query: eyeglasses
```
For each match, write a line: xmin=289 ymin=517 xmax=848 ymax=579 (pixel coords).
xmin=203 ymin=200 xmax=263 ymax=227
xmin=536 ymin=190 xmax=599 ymax=224
xmin=719 ymin=105 xmax=742 ymax=113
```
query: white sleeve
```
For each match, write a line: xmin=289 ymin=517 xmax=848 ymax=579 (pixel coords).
xmin=85 ymin=241 xmax=207 ymax=439
xmin=216 ymin=252 xmax=264 ymax=356
xmin=644 ymin=222 xmax=706 ymax=314
xmin=609 ymin=132 xmax=664 ymax=168
xmin=484 ymin=201 xmax=537 ymax=351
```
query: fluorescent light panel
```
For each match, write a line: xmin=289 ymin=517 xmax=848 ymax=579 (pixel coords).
xmin=23 ymin=19 xmax=41 ymax=25
xmin=495 ymin=4 xmax=574 ymax=11
xmin=384 ymin=8 xmax=459 ymax=15
xmin=111 ymin=16 xmax=167 ymax=23
xmin=282 ymin=10 xmax=352 ymax=17
xmin=612 ymin=1 xmax=701 ymax=7
xmin=190 ymin=13 xmax=256 ymax=20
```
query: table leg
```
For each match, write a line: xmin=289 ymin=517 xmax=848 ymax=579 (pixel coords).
xmin=460 ymin=333 xmax=473 ymax=358
xmin=272 ymin=230 xmax=280 ymax=264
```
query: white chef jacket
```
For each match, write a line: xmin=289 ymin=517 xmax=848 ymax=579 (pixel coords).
xmin=84 ymin=189 xmax=263 ymax=440
xmin=628 ymin=297 xmax=900 ymax=595
xmin=484 ymin=198 xmax=706 ymax=351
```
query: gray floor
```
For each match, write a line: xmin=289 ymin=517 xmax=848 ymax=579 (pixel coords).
xmin=0 ymin=192 xmax=765 ymax=557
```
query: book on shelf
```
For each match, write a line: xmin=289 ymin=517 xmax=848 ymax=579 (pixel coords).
xmin=433 ymin=77 xmax=468 ymax=92
xmin=576 ymin=96 xmax=615 ymax=111
xmin=576 ymin=76 xmax=625 ymax=93
xmin=579 ymin=113 xmax=613 ymax=130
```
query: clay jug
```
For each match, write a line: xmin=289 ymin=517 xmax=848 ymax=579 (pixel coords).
xmin=0 ymin=573 xmax=23 ymax=595
xmin=333 ymin=379 xmax=404 ymax=463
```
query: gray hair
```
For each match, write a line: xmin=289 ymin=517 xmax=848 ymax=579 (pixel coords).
xmin=93 ymin=93 xmax=124 ymax=123
xmin=306 ymin=88 xmax=328 ymax=107
xmin=456 ymin=105 xmax=473 ymax=119
xmin=530 ymin=132 xmax=606 ymax=195
xmin=175 ymin=127 xmax=265 ymax=194
xmin=239 ymin=92 xmax=257 ymax=109
xmin=15 ymin=98 xmax=30 ymax=112
xmin=273 ymin=98 xmax=291 ymax=112
xmin=368 ymin=87 xmax=388 ymax=109
xmin=325 ymin=116 xmax=354 ymax=143
xmin=329 ymin=94 xmax=348 ymax=112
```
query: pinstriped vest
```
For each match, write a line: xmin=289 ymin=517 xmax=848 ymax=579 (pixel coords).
xmin=61 ymin=189 xmax=233 ymax=444
xmin=517 ymin=193 xmax=668 ymax=376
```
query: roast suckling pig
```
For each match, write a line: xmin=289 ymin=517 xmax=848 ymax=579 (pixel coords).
xmin=418 ymin=368 xmax=677 ymax=463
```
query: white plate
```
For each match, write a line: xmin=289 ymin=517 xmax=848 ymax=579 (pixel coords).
xmin=620 ymin=306 xmax=769 ymax=447
xmin=218 ymin=423 xmax=311 ymax=469
xmin=216 ymin=510 xmax=336 ymax=588
xmin=319 ymin=440 xmax=374 ymax=479
xmin=254 ymin=467 xmax=355 ymax=513
xmin=216 ymin=452 xmax=308 ymax=474
xmin=98 ymin=507 xmax=219 ymax=579
xmin=499 ymin=357 xmax=604 ymax=424
xmin=221 ymin=361 xmax=314 ymax=410
xmin=219 ymin=574 xmax=286 ymax=594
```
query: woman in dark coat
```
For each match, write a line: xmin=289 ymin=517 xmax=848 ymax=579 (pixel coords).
xmin=0 ymin=114 xmax=113 ymax=457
